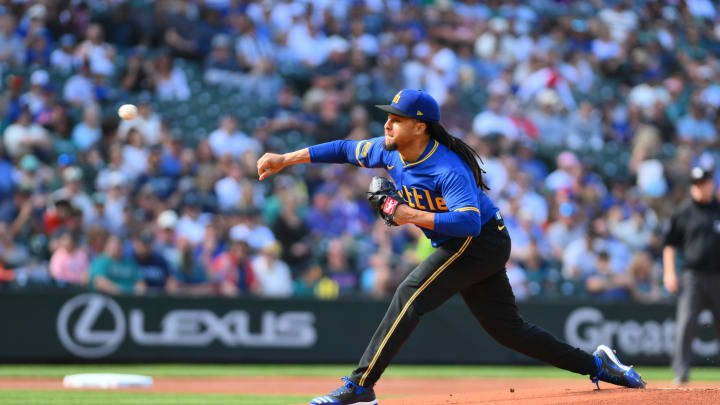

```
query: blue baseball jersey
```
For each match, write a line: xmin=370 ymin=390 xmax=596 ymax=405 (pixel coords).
xmin=309 ymin=137 xmax=499 ymax=247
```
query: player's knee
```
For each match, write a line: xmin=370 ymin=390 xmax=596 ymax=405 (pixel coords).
xmin=394 ymin=280 xmax=416 ymax=302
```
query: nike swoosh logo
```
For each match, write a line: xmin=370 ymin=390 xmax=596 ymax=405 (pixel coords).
xmin=386 ymin=165 xmax=394 ymax=170
xmin=497 ymin=225 xmax=505 ymax=231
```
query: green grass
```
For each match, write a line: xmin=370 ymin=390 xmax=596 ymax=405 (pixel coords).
xmin=0 ymin=390 xmax=306 ymax=405
xmin=0 ymin=364 xmax=719 ymax=381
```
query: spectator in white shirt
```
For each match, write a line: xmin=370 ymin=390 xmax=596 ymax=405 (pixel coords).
xmin=117 ymin=99 xmax=162 ymax=145
xmin=627 ymin=75 xmax=671 ymax=116
xmin=122 ymin=129 xmax=148 ymax=178
xmin=96 ymin=143 xmax=140 ymax=189
xmin=20 ymin=70 xmax=50 ymax=117
xmin=3 ymin=107 xmax=50 ymax=158
xmin=0 ymin=14 xmax=24 ymax=67
xmin=215 ymin=161 xmax=244 ymax=211
xmin=287 ymin=16 xmax=327 ymax=67
xmin=208 ymin=115 xmax=260 ymax=159
xmin=677 ymin=101 xmax=717 ymax=146
xmin=349 ymin=19 xmax=378 ymax=56
xmin=562 ymin=228 xmax=600 ymax=280
xmin=270 ymin=0 xmax=303 ymax=34
xmin=472 ymin=95 xmax=518 ymax=139
xmin=591 ymin=26 xmax=621 ymax=61
xmin=598 ymin=3 xmax=638 ymax=43
xmin=151 ymin=52 xmax=190 ymax=101
xmin=545 ymin=151 xmax=581 ymax=192
xmin=71 ymin=103 xmax=101 ymax=151
xmin=514 ymin=172 xmax=548 ymax=225
xmin=50 ymin=34 xmax=80 ymax=74
xmin=75 ymin=23 xmax=115 ymax=76
xmin=235 ymin=17 xmax=275 ymax=69
xmin=687 ymin=0 xmax=716 ymax=19
xmin=528 ymin=89 xmax=566 ymax=146
xmin=251 ymin=241 xmax=293 ymax=297
xmin=103 ymin=172 xmax=128 ymax=234
xmin=63 ymin=60 xmax=95 ymax=107
xmin=547 ymin=202 xmax=585 ymax=262
xmin=176 ymin=197 xmax=209 ymax=245
xmin=566 ymin=101 xmax=604 ymax=151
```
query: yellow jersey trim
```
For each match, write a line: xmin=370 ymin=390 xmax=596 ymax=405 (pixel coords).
xmin=398 ymin=140 xmax=438 ymax=168
xmin=361 ymin=142 xmax=371 ymax=158
xmin=359 ymin=236 xmax=472 ymax=386
xmin=355 ymin=142 xmax=366 ymax=168
xmin=455 ymin=207 xmax=480 ymax=213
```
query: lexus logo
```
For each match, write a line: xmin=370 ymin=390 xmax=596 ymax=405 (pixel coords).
xmin=56 ymin=294 xmax=126 ymax=358
xmin=56 ymin=293 xmax=317 ymax=359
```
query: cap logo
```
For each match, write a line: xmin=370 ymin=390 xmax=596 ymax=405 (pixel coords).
xmin=416 ymin=110 xmax=423 ymax=116
xmin=392 ymin=91 xmax=402 ymax=104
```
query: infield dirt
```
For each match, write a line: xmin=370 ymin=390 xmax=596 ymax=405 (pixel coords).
xmin=1 ymin=376 xmax=719 ymax=404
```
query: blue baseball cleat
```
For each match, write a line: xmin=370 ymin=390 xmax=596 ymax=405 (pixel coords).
xmin=591 ymin=345 xmax=646 ymax=389
xmin=310 ymin=376 xmax=378 ymax=405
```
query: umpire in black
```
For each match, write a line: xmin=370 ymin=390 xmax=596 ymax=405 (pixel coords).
xmin=663 ymin=166 xmax=720 ymax=384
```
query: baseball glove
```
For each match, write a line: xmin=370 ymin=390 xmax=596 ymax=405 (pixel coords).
xmin=366 ymin=176 xmax=408 ymax=226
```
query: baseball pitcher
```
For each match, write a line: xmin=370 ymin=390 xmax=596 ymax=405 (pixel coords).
xmin=257 ymin=89 xmax=645 ymax=405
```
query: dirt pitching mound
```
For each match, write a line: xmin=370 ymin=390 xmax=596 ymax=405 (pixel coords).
xmin=1 ymin=376 xmax=719 ymax=404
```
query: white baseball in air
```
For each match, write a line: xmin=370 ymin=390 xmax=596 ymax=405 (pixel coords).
xmin=118 ymin=104 xmax=138 ymax=120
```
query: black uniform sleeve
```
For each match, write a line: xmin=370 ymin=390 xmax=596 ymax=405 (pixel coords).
xmin=663 ymin=208 xmax=684 ymax=247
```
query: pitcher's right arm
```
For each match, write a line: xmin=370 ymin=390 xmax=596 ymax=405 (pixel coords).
xmin=257 ymin=137 xmax=386 ymax=181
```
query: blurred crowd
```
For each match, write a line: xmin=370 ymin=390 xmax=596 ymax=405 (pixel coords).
xmin=1 ymin=0 xmax=719 ymax=303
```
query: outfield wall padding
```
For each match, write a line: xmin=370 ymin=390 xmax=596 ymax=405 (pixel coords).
xmin=1 ymin=291 xmax=717 ymax=365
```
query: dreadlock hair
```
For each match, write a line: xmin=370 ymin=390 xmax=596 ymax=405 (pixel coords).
xmin=426 ymin=122 xmax=490 ymax=191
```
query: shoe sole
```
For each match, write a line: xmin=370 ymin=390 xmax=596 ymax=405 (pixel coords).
xmin=596 ymin=345 xmax=630 ymax=372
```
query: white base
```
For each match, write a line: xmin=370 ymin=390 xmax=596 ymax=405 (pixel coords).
xmin=63 ymin=373 xmax=154 ymax=389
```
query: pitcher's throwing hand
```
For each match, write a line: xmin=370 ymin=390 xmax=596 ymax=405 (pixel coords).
xmin=256 ymin=153 xmax=285 ymax=181
xmin=257 ymin=149 xmax=311 ymax=181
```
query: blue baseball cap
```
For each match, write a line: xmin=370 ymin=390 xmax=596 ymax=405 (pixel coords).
xmin=376 ymin=89 xmax=440 ymax=123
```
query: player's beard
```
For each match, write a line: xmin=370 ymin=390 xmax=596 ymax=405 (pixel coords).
xmin=383 ymin=141 xmax=398 ymax=151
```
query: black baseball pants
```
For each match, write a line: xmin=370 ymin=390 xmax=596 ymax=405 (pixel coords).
xmin=673 ymin=270 xmax=720 ymax=382
xmin=349 ymin=216 xmax=597 ymax=387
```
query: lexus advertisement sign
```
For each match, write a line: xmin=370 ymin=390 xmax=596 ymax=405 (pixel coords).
xmin=56 ymin=293 xmax=317 ymax=359
xmin=0 ymin=292 xmax=717 ymax=364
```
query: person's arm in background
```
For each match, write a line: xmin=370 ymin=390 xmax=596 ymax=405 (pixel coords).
xmin=94 ymin=276 xmax=121 ymax=294
xmin=131 ymin=261 xmax=147 ymax=296
xmin=662 ymin=209 xmax=683 ymax=294
xmin=133 ymin=280 xmax=147 ymax=296
xmin=663 ymin=246 xmax=678 ymax=294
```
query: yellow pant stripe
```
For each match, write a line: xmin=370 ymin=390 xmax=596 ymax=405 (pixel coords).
xmin=359 ymin=236 xmax=472 ymax=386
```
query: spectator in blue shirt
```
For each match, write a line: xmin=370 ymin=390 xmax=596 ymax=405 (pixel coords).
xmin=132 ymin=231 xmax=175 ymax=294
